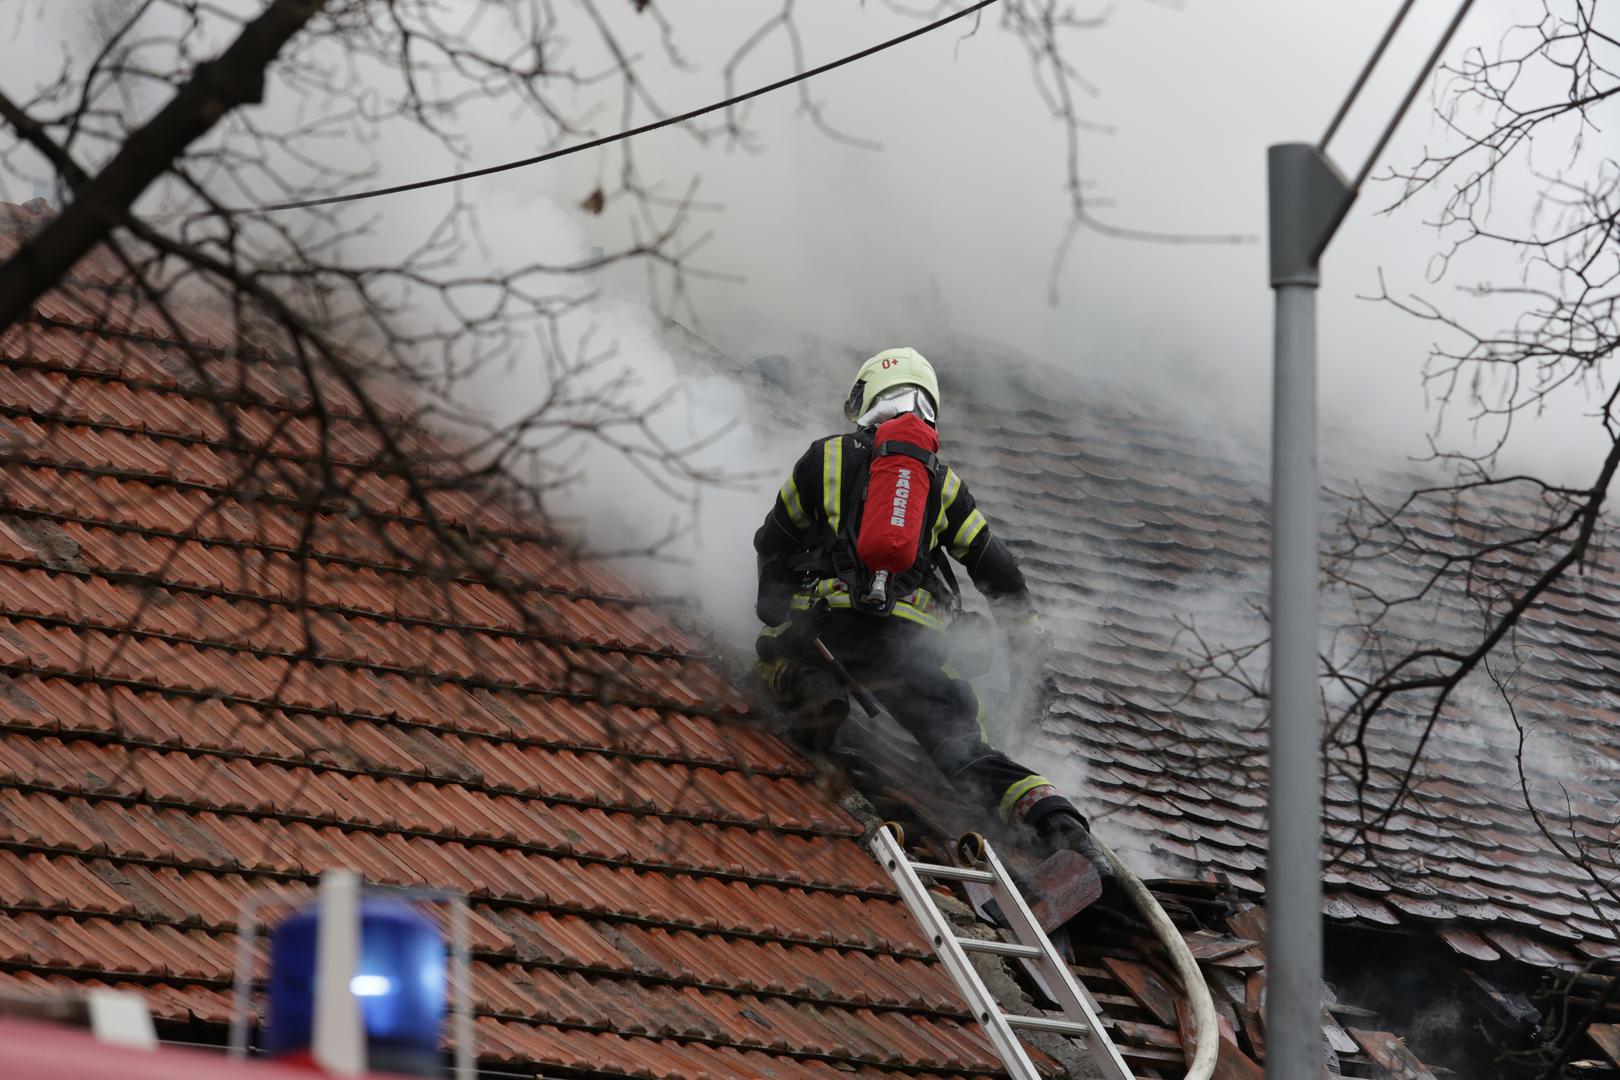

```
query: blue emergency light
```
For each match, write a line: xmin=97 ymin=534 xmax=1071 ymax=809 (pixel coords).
xmin=263 ymin=895 xmax=446 ymax=1076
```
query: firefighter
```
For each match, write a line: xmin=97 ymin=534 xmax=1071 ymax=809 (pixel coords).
xmin=753 ymin=347 xmax=1113 ymax=880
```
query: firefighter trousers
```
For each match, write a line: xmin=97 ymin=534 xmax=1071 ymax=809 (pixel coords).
xmin=757 ymin=610 xmax=1055 ymax=823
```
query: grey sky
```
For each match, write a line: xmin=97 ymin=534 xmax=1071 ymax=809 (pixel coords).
xmin=7 ymin=3 xmax=1593 ymax=456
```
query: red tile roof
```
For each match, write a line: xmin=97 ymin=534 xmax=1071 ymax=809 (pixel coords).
xmin=0 ymin=209 xmax=1005 ymax=1078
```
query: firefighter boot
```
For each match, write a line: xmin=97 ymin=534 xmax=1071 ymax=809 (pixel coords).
xmin=786 ymin=664 xmax=850 ymax=754
xmin=1025 ymin=795 xmax=1120 ymax=905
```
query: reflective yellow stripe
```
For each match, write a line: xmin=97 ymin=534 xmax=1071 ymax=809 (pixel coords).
xmin=930 ymin=470 xmax=963 ymax=550
xmin=754 ymin=656 xmax=789 ymax=692
xmin=795 ymin=587 xmax=851 ymax=608
xmin=998 ymin=774 xmax=1054 ymax=821
xmin=823 ymin=438 xmax=844 ymax=531
xmin=809 ymin=578 xmax=930 ymax=605
xmin=779 ymin=477 xmax=810 ymax=529
xmin=888 ymin=603 xmax=947 ymax=630
xmin=810 ymin=578 xmax=848 ymax=599
xmin=950 ymin=509 xmax=988 ymax=556
xmin=793 ymin=584 xmax=946 ymax=629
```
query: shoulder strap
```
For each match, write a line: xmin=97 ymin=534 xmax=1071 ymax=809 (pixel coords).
xmin=844 ymin=430 xmax=875 ymax=523
xmin=834 ymin=431 xmax=874 ymax=549
xmin=875 ymin=439 xmax=939 ymax=476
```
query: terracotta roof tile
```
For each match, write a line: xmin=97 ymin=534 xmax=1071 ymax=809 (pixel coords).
xmin=0 ymin=268 xmax=1011 ymax=1076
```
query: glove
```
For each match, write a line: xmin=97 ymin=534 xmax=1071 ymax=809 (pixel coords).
xmin=757 ymin=599 xmax=829 ymax=664
xmin=1006 ymin=615 xmax=1051 ymax=658
xmin=1032 ymin=805 xmax=1122 ymax=910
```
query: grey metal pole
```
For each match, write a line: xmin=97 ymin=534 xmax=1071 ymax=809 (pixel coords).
xmin=1266 ymin=144 xmax=1353 ymax=1080
xmin=1268 ymin=279 xmax=1323 ymax=1077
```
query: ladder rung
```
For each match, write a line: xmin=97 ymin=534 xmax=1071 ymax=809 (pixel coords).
xmin=956 ymin=937 xmax=1042 ymax=959
xmin=907 ymin=861 xmax=995 ymax=883
xmin=1005 ymin=1014 xmax=1093 ymax=1038
xmin=870 ymin=828 xmax=1134 ymax=1080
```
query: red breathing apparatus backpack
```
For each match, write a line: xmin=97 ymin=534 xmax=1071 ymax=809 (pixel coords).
xmin=852 ymin=413 xmax=940 ymax=612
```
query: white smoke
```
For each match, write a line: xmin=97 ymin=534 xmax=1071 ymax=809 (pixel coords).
xmin=9 ymin=3 xmax=1617 ymax=881
xmin=10 ymin=2 xmax=1610 ymax=607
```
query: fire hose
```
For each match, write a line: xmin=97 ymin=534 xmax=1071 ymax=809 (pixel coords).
xmin=812 ymin=635 xmax=1218 ymax=1079
xmin=1092 ymin=836 xmax=1218 ymax=1080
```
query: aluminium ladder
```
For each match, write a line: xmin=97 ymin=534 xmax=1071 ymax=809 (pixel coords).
xmin=869 ymin=825 xmax=1134 ymax=1080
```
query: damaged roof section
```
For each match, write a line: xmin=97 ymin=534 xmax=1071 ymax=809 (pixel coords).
xmin=939 ymin=362 xmax=1620 ymax=972
xmin=682 ymin=328 xmax=1619 ymax=975
xmin=679 ymin=329 xmax=1616 ymax=1071
xmin=838 ymin=699 xmax=1442 ymax=1079
xmin=0 ymin=205 xmax=1015 ymax=1078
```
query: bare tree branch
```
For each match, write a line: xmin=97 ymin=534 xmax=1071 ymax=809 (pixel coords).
xmin=0 ymin=0 xmax=322 ymax=333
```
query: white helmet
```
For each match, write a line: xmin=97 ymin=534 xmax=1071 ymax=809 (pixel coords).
xmin=844 ymin=347 xmax=940 ymax=426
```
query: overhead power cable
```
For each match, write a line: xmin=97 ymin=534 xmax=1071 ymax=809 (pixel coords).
xmin=1320 ymin=0 xmax=1418 ymax=152
xmin=1351 ymin=0 xmax=1476 ymax=193
xmin=247 ymin=0 xmax=1001 ymax=214
xmin=1319 ymin=0 xmax=1478 ymax=199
